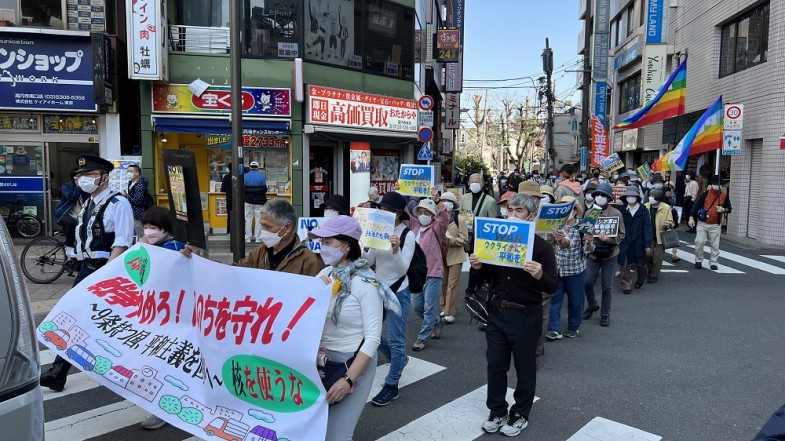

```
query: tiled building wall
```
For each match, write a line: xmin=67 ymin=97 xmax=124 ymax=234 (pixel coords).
xmin=668 ymin=0 xmax=785 ymax=246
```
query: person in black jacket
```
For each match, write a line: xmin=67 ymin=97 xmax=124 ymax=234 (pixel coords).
xmin=53 ymin=168 xmax=88 ymax=256
xmin=220 ymin=164 xmax=233 ymax=234
xmin=469 ymin=193 xmax=558 ymax=437
xmin=244 ymin=161 xmax=268 ymax=242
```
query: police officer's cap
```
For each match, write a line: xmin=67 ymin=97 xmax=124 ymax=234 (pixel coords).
xmin=75 ymin=154 xmax=114 ymax=174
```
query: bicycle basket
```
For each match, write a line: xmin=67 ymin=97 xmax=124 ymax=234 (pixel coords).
xmin=465 ymin=282 xmax=491 ymax=324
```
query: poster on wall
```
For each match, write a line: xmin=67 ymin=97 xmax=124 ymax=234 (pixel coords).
xmin=371 ymin=150 xmax=399 ymax=195
xmin=304 ymin=0 xmax=355 ymax=66
xmin=108 ymin=159 xmax=141 ymax=194
xmin=349 ymin=142 xmax=371 ymax=208
xmin=162 ymin=149 xmax=206 ymax=249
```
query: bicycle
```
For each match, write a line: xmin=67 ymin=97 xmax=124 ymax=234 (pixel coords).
xmin=1 ymin=199 xmax=43 ymax=238
xmin=20 ymin=231 xmax=81 ymax=284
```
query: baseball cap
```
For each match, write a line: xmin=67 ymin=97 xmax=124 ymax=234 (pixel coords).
xmin=307 ymin=215 xmax=362 ymax=241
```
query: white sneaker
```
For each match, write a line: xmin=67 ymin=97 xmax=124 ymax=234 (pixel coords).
xmin=500 ymin=413 xmax=528 ymax=437
xmin=443 ymin=315 xmax=455 ymax=323
xmin=140 ymin=415 xmax=167 ymax=430
xmin=482 ymin=415 xmax=507 ymax=433
xmin=439 ymin=311 xmax=446 ymax=317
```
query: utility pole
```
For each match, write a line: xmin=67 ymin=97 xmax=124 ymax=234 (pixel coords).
xmin=230 ymin=0 xmax=245 ymax=260
xmin=581 ymin=0 xmax=592 ymax=175
xmin=542 ymin=38 xmax=555 ymax=173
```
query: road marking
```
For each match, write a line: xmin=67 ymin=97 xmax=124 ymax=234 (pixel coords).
xmin=462 ymin=260 xmax=471 ymax=272
xmin=684 ymin=243 xmax=785 ymax=274
xmin=660 ymin=269 xmax=688 ymax=273
xmin=761 ymin=255 xmax=785 ymax=265
xmin=377 ymin=385 xmax=537 ymax=440
xmin=42 ymin=372 xmax=99 ymax=401
xmin=368 ymin=357 xmax=446 ymax=403
xmin=45 ymin=401 xmax=150 ymax=441
xmin=567 ymin=416 xmax=661 ymax=440
xmin=40 ymin=348 xmax=57 ymax=365
xmin=671 ymin=246 xmax=744 ymax=274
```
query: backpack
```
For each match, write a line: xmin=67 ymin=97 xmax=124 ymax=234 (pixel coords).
xmin=390 ymin=227 xmax=427 ymax=294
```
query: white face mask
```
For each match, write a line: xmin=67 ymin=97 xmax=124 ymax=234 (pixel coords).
xmin=649 ymin=197 xmax=659 ymax=205
xmin=711 ymin=185 xmax=720 ymax=191
xmin=585 ymin=194 xmax=594 ymax=202
xmin=499 ymin=207 xmax=508 ymax=217
xmin=594 ymin=195 xmax=608 ymax=206
xmin=418 ymin=214 xmax=433 ymax=226
xmin=323 ymin=209 xmax=339 ymax=218
xmin=626 ymin=196 xmax=639 ymax=205
xmin=320 ymin=244 xmax=346 ymax=266
xmin=143 ymin=228 xmax=165 ymax=245
xmin=259 ymin=225 xmax=285 ymax=248
xmin=442 ymin=201 xmax=454 ymax=211
xmin=127 ymin=172 xmax=137 ymax=180
xmin=78 ymin=175 xmax=100 ymax=193
xmin=612 ymin=175 xmax=619 ymax=180
xmin=653 ymin=183 xmax=664 ymax=189
xmin=469 ymin=183 xmax=482 ymax=193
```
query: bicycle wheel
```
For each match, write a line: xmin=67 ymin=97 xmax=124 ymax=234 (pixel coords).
xmin=16 ymin=214 xmax=42 ymax=238
xmin=21 ymin=237 xmax=67 ymax=284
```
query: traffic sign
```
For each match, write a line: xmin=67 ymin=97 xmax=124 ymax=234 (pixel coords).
xmin=580 ymin=146 xmax=588 ymax=170
xmin=418 ymin=95 xmax=434 ymax=111
xmin=724 ymin=104 xmax=744 ymax=130
xmin=722 ymin=130 xmax=742 ymax=156
xmin=418 ymin=127 xmax=433 ymax=143
xmin=417 ymin=143 xmax=433 ymax=161
xmin=418 ymin=110 xmax=434 ymax=127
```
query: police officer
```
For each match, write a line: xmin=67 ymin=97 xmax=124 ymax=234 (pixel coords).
xmin=40 ymin=154 xmax=134 ymax=392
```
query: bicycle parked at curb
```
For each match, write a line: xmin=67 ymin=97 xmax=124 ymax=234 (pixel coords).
xmin=20 ymin=231 xmax=81 ymax=284
xmin=1 ymin=199 xmax=43 ymax=238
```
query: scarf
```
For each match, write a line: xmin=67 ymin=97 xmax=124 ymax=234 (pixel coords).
xmin=330 ymin=259 xmax=401 ymax=325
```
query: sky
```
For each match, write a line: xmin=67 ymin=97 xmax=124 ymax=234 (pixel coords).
xmin=462 ymin=0 xmax=583 ymax=116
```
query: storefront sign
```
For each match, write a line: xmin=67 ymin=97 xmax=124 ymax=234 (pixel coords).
xmin=445 ymin=55 xmax=464 ymax=92
xmin=92 ymin=33 xmax=113 ymax=106
xmin=397 ymin=164 xmax=433 ymax=197
xmin=592 ymin=0 xmax=610 ymax=81
xmin=594 ymin=82 xmax=608 ymax=127
xmin=38 ymin=244 xmax=332 ymax=441
xmin=0 ymin=33 xmax=96 ymax=111
xmin=645 ymin=0 xmax=666 ymax=44
xmin=0 ymin=176 xmax=44 ymax=192
xmin=591 ymin=115 xmax=608 ymax=167
xmin=43 ymin=115 xmax=99 ymax=135
xmin=641 ymin=45 xmax=667 ymax=103
xmin=307 ymin=86 xmax=417 ymax=132
xmin=153 ymin=84 xmax=291 ymax=117
xmin=67 ymin=0 xmax=107 ymax=32
xmin=445 ymin=93 xmax=460 ymax=129
xmin=0 ymin=115 xmax=39 ymax=132
xmin=206 ymin=134 xmax=288 ymax=149
xmin=434 ymin=29 xmax=460 ymax=63
xmin=127 ymin=0 xmax=169 ymax=80
xmin=474 ymin=217 xmax=535 ymax=268
xmin=614 ymin=39 xmax=640 ymax=70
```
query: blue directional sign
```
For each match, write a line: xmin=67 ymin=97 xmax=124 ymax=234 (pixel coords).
xmin=417 ymin=143 xmax=433 ymax=161
xmin=722 ymin=130 xmax=741 ymax=156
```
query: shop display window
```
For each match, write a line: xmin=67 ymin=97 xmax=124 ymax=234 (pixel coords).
xmin=243 ymin=0 xmax=299 ymax=58
xmin=207 ymin=147 xmax=290 ymax=195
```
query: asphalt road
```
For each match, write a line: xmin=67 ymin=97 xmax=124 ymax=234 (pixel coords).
xmin=38 ymin=232 xmax=785 ymax=440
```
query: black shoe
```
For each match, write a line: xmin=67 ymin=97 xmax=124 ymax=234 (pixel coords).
xmin=710 ymin=264 xmax=719 ymax=270
xmin=39 ymin=374 xmax=65 ymax=392
xmin=583 ymin=305 xmax=599 ymax=320
xmin=623 ymin=289 xmax=631 ymax=295
xmin=647 ymin=277 xmax=658 ymax=283
xmin=600 ymin=315 xmax=610 ymax=327
xmin=634 ymin=281 xmax=644 ymax=289
xmin=695 ymin=262 xmax=702 ymax=269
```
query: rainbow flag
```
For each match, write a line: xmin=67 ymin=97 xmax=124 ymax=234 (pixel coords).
xmin=651 ymin=151 xmax=672 ymax=173
xmin=613 ymin=56 xmax=687 ymax=130
xmin=667 ymin=96 xmax=724 ymax=171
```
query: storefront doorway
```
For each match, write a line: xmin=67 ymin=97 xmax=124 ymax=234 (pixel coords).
xmin=309 ymin=147 xmax=334 ymax=217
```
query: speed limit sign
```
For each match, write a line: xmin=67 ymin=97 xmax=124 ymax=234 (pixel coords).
xmin=724 ymin=104 xmax=744 ymax=131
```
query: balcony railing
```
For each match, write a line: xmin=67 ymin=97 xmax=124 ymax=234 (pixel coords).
xmin=170 ymin=25 xmax=229 ymax=54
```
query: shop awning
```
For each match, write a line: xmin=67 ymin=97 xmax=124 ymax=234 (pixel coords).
xmin=153 ymin=117 xmax=290 ymax=135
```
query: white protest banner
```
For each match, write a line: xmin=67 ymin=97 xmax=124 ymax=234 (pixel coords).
xmin=38 ymin=245 xmax=331 ymax=441
xmin=297 ymin=217 xmax=326 ymax=253
xmin=397 ymin=164 xmax=434 ymax=197
xmin=534 ymin=200 xmax=576 ymax=233
xmin=353 ymin=207 xmax=396 ymax=251
xmin=474 ymin=217 xmax=535 ymax=268
xmin=592 ymin=216 xmax=620 ymax=237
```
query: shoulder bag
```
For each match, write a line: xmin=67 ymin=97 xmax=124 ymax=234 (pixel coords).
xmin=318 ymin=340 xmax=363 ymax=396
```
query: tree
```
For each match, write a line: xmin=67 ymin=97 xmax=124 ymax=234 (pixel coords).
xmin=456 ymin=155 xmax=489 ymax=177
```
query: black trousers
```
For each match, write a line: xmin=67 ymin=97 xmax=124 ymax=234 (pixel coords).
xmin=486 ymin=305 xmax=541 ymax=419
xmin=43 ymin=263 xmax=97 ymax=385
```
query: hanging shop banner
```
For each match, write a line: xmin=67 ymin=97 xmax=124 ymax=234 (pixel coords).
xmin=127 ymin=0 xmax=169 ymax=80
xmin=434 ymin=29 xmax=460 ymax=63
xmin=0 ymin=33 xmax=97 ymax=111
xmin=534 ymin=200 xmax=576 ymax=233
xmin=444 ymin=0 xmax=465 ymax=92
xmin=349 ymin=142 xmax=371 ymax=208
xmin=600 ymin=152 xmax=625 ymax=173
xmin=37 ymin=244 xmax=332 ymax=441
xmin=474 ymin=217 xmax=535 ymax=268
xmin=353 ymin=207 xmax=396 ymax=251
xmin=445 ymin=93 xmax=460 ymax=129
xmin=645 ymin=0 xmax=666 ymax=44
xmin=591 ymin=115 xmax=609 ymax=167
xmin=371 ymin=150 xmax=400 ymax=195
xmin=574 ymin=207 xmax=603 ymax=233
xmin=297 ymin=217 xmax=326 ymax=253
xmin=641 ymin=44 xmax=667 ymax=103
xmin=592 ymin=216 xmax=620 ymax=237
xmin=153 ymin=84 xmax=291 ymax=117
xmin=397 ymin=164 xmax=434 ymax=197
xmin=307 ymin=86 xmax=418 ymax=132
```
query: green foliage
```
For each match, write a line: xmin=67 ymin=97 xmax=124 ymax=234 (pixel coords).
xmin=159 ymin=395 xmax=182 ymax=414
xmin=455 ymin=156 xmax=489 ymax=176
xmin=178 ymin=407 xmax=204 ymax=425
xmin=93 ymin=356 xmax=112 ymax=375
xmin=38 ymin=321 xmax=57 ymax=333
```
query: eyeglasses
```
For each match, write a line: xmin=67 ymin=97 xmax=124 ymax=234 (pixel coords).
xmin=77 ymin=171 xmax=101 ymax=178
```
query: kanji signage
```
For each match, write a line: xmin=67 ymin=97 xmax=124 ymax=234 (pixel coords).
xmin=127 ymin=0 xmax=169 ymax=81
xmin=152 ymin=84 xmax=291 ymax=117
xmin=206 ymin=134 xmax=289 ymax=149
xmin=307 ymin=85 xmax=418 ymax=133
xmin=0 ymin=33 xmax=97 ymax=111
xmin=434 ymin=29 xmax=461 ymax=63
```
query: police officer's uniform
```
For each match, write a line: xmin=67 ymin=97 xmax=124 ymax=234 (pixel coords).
xmin=40 ymin=154 xmax=134 ymax=391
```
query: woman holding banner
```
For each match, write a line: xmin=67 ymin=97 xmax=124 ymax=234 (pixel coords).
xmin=439 ymin=191 xmax=468 ymax=324
xmin=309 ymin=216 xmax=401 ymax=441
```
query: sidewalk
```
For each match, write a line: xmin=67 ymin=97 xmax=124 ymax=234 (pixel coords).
xmin=17 ymin=234 xmax=238 ymax=317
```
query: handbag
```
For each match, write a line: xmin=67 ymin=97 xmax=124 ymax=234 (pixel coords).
xmin=592 ymin=243 xmax=616 ymax=259
xmin=465 ymin=281 xmax=491 ymax=324
xmin=661 ymin=229 xmax=680 ymax=249
xmin=317 ymin=341 xmax=363 ymax=394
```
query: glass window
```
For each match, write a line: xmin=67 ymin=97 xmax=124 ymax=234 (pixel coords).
xmin=176 ymin=0 xmax=228 ymax=27
xmin=363 ymin=0 xmax=413 ymax=79
xmin=243 ymin=0 xmax=299 ymax=58
xmin=617 ymin=13 xmax=625 ymax=44
xmin=304 ymin=0 xmax=359 ymax=66
xmin=610 ymin=20 xmax=617 ymax=48
xmin=639 ymin=0 xmax=645 ymax=27
xmin=626 ymin=5 xmax=634 ymax=36
xmin=618 ymin=73 xmax=641 ymax=114
xmin=719 ymin=2 xmax=768 ymax=77
xmin=20 ymin=0 xmax=62 ymax=27
xmin=613 ymin=17 xmax=620 ymax=47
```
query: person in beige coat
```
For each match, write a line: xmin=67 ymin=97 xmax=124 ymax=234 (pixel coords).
xmin=439 ymin=191 xmax=469 ymax=323
xmin=644 ymin=188 xmax=675 ymax=283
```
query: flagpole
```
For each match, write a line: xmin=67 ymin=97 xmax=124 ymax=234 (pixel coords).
xmin=715 ymin=147 xmax=721 ymax=180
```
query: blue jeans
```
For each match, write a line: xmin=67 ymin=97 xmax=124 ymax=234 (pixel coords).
xmin=584 ymin=256 xmax=618 ymax=317
xmin=549 ymin=273 xmax=585 ymax=332
xmin=412 ymin=277 xmax=442 ymax=341
xmin=378 ymin=287 xmax=411 ymax=386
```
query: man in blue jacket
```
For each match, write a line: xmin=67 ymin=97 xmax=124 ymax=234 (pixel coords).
xmin=244 ymin=161 xmax=268 ymax=242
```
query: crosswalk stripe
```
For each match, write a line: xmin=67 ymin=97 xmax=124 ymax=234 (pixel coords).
xmin=660 ymin=269 xmax=688 ymax=273
xmin=684 ymin=243 xmax=785 ymax=274
xmin=671 ymin=246 xmax=744 ymax=274
xmin=762 ymin=255 xmax=785 ymax=264
xmin=368 ymin=357 xmax=446 ymax=403
xmin=377 ymin=385 xmax=537 ymax=440
xmin=40 ymin=348 xmax=56 ymax=365
xmin=42 ymin=372 xmax=99 ymax=401
xmin=567 ymin=416 xmax=661 ymax=440
xmin=45 ymin=400 xmax=150 ymax=441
